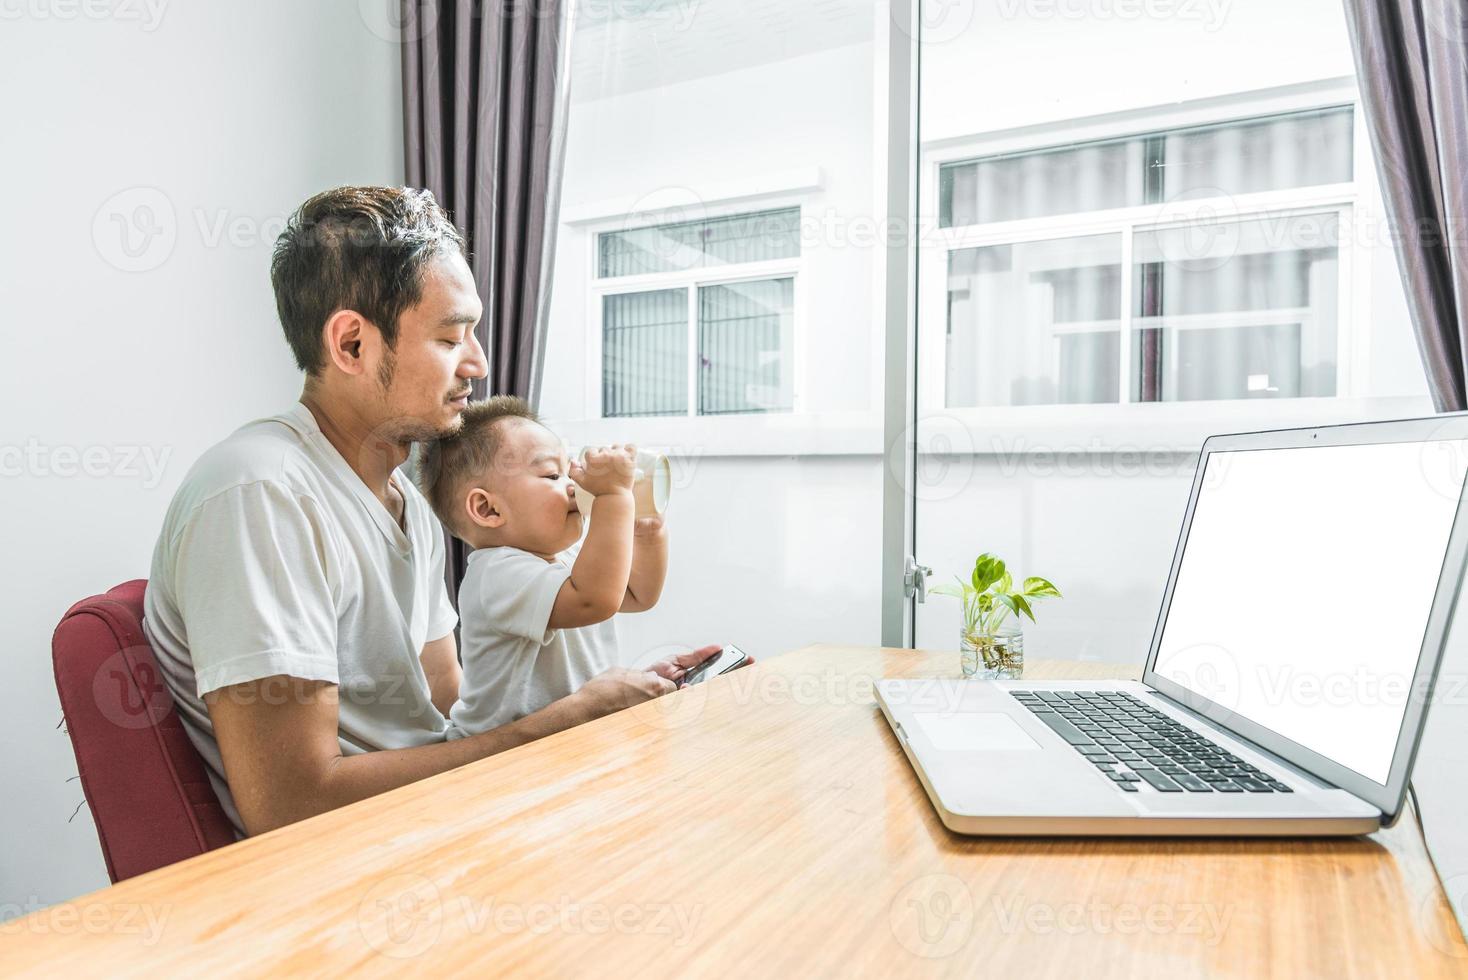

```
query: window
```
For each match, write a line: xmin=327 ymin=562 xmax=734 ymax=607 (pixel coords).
xmin=934 ymin=106 xmax=1354 ymax=408
xmin=595 ymin=207 xmax=800 ymax=418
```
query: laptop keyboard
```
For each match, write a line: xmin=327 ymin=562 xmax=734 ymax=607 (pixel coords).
xmin=1010 ymin=690 xmax=1294 ymax=795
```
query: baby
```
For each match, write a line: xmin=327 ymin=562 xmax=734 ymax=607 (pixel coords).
xmin=418 ymin=396 xmax=668 ymax=737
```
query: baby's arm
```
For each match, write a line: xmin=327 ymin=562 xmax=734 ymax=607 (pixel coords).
xmin=548 ymin=447 xmax=635 ymax=629
xmin=621 ymin=517 xmax=668 ymax=612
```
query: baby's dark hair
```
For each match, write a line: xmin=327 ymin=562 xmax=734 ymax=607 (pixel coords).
xmin=418 ymin=396 xmax=542 ymax=536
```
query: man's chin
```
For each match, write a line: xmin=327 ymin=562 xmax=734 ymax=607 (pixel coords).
xmin=410 ymin=406 xmax=469 ymax=442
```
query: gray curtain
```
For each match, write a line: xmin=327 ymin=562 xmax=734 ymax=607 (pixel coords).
xmin=1346 ymin=1 xmax=1468 ymax=946
xmin=401 ymin=0 xmax=574 ymax=600
xmin=1344 ymin=0 xmax=1468 ymax=411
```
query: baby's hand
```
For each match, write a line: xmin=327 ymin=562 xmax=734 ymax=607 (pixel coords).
xmin=571 ymin=444 xmax=636 ymax=497
xmin=633 ymin=515 xmax=666 ymax=538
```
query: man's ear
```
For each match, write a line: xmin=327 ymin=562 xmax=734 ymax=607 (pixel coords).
xmin=321 ymin=309 xmax=374 ymax=378
xmin=466 ymin=487 xmax=505 ymax=529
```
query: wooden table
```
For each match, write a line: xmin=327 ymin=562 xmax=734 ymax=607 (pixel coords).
xmin=4 ymin=645 xmax=1466 ymax=977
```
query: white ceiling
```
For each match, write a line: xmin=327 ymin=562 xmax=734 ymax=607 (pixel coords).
xmin=570 ymin=0 xmax=877 ymax=101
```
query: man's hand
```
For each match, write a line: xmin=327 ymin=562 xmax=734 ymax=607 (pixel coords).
xmin=647 ymin=645 xmax=756 ymax=686
xmin=575 ymin=666 xmax=676 ymax=716
xmin=571 ymin=444 xmax=636 ymax=497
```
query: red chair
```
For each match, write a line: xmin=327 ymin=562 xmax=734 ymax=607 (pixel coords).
xmin=52 ymin=580 xmax=236 ymax=882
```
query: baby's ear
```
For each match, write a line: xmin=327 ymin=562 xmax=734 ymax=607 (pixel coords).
xmin=465 ymin=486 xmax=504 ymax=529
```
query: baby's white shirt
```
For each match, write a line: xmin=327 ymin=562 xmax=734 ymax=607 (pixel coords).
xmin=446 ymin=541 xmax=618 ymax=737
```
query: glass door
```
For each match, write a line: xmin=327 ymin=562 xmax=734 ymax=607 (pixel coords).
xmin=540 ymin=0 xmax=900 ymax=664
xmin=909 ymin=0 xmax=1431 ymax=662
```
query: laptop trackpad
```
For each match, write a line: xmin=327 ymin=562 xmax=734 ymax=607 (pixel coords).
xmin=914 ymin=712 xmax=1041 ymax=752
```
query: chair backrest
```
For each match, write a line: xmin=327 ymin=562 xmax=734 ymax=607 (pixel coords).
xmin=52 ymin=580 xmax=235 ymax=882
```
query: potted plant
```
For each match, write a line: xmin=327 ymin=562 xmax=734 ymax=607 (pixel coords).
xmin=930 ymin=553 xmax=1061 ymax=678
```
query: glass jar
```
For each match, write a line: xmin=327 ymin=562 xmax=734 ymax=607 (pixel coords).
xmin=960 ymin=622 xmax=1024 ymax=679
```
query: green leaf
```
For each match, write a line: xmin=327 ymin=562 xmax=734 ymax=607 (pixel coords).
xmin=971 ymin=554 xmax=1006 ymax=593
xmin=1010 ymin=593 xmax=1036 ymax=622
xmin=993 ymin=591 xmax=1037 ymax=623
xmin=997 ymin=570 xmax=1012 ymax=595
xmin=1022 ymin=576 xmax=1061 ymax=599
xmin=928 ymin=584 xmax=965 ymax=599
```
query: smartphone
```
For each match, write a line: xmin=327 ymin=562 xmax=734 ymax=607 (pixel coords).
xmin=679 ymin=644 xmax=749 ymax=686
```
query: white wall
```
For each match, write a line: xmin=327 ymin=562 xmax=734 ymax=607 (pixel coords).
xmin=0 ymin=0 xmax=403 ymax=917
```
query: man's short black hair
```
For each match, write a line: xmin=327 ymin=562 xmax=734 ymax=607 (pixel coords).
xmin=270 ymin=186 xmax=468 ymax=376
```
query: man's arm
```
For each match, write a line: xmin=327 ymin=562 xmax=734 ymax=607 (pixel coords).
xmin=621 ymin=517 xmax=668 ymax=612
xmin=420 ymin=633 xmax=461 ymax=717
xmin=205 ymin=667 xmax=674 ymax=837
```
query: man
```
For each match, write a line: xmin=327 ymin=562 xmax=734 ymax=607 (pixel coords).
xmin=143 ymin=186 xmax=721 ymax=837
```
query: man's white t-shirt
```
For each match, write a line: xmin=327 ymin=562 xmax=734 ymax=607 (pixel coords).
xmin=143 ymin=402 xmax=459 ymax=835
xmin=447 ymin=543 xmax=617 ymax=738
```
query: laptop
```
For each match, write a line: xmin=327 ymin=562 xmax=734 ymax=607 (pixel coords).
xmin=877 ymin=415 xmax=1468 ymax=835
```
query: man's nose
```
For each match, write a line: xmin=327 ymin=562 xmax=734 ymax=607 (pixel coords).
xmin=462 ymin=331 xmax=489 ymax=379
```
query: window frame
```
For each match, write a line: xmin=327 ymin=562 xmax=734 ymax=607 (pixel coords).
xmin=583 ymin=200 xmax=808 ymax=422
xmin=916 ymin=79 xmax=1392 ymax=431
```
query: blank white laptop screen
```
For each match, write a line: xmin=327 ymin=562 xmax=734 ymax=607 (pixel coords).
xmin=1152 ymin=440 xmax=1467 ymax=784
